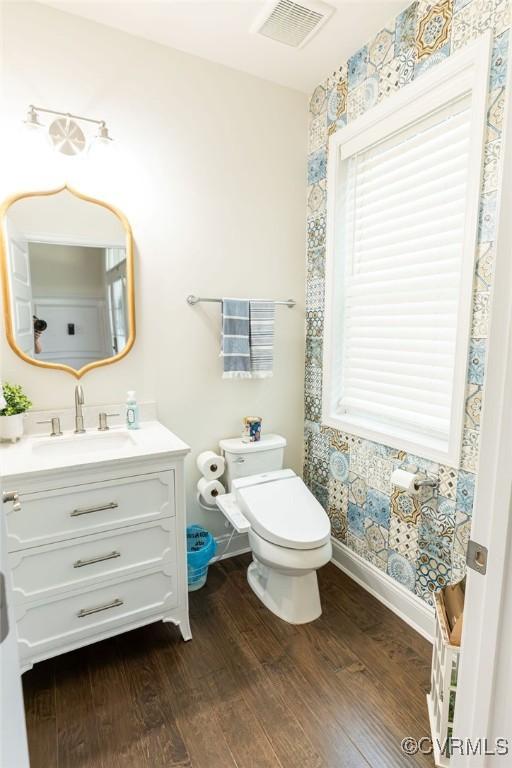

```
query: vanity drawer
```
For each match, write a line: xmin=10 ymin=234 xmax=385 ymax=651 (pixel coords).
xmin=16 ymin=568 xmax=177 ymax=665
xmin=9 ymin=519 xmax=176 ymax=604
xmin=6 ymin=471 xmax=175 ymax=550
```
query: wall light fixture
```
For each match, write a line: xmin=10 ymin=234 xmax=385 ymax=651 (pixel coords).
xmin=23 ymin=105 xmax=114 ymax=155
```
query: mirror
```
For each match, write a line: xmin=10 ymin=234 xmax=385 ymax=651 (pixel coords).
xmin=0 ymin=186 xmax=135 ymax=377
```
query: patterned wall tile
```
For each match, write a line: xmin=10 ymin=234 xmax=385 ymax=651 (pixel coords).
xmin=416 ymin=551 xmax=451 ymax=600
xmin=452 ymin=0 xmax=495 ymax=51
xmin=438 ymin=465 xmax=457 ymax=499
xmin=307 ymin=246 xmax=325 ymax=279
xmin=348 ymin=46 xmax=369 ymax=90
xmin=308 ymin=149 xmax=327 ymax=184
xmin=464 ymin=382 xmax=482 ymax=429
xmin=350 ymin=442 xmax=371 ymax=477
xmin=349 ymin=472 xmax=368 ymax=507
xmin=305 ymin=336 xmax=323 ymax=368
xmin=495 ymin=0 xmax=511 ymax=35
xmin=456 ymin=469 xmax=476 ymax=516
xmin=307 ymin=180 xmax=327 ymax=218
xmin=307 ymin=213 xmax=326 ymax=249
xmin=310 ymin=84 xmax=327 ymax=116
xmin=474 ymin=242 xmax=495 ymax=290
xmin=471 ymin=291 xmax=490 ymax=338
xmin=311 ymin=481 xmax=328 ymax=510
xmin=309 ymin=113 xmax=327 ymax=153
xmin=347 ymin=75 xmax=379 ymax=120
xmin=396 ymin=1 xmax=420 ymax=53
xmin=388 ymin=549 xmax=417 ymax=591
xmin=389 ymin=514 xmax=419 ymax=561
xmin=391 ymin=488 xmax=421 ymax=524
xmin=329 ymin=449 xmax=350 ymax=482
xmin=416 ymin=0 xmax=453 ymax=60
xmin=491 ymin=29 xmax=509 ymax=88
xmin=329 ymin=476 xmax=349 ymax=511
xmin=365 ymin=518 xmax=389 ymax=561
xmin=329 ymin=506 xmax=347 ymax=542
xmin=482 ymin=139 xmax=501 ymax=193
xmin=346 ymin=530 xmax=368 ymax=558
xmin=479 ymin=190 xmax=498 ymax=242
xmin=369 ymin=28 xmax=395 ymax=67
xmin=306 ymin=309 xmax=324 ymax=337
xmin=487 ymin=86 xmax=506 ymax=141
xmin=321 ymin=425 xmax=350 ymax=452
xmin=378 ymin=48 xmax=416 ymax=100
xmin=366 ymin=489 xmax=391 ymax=528
xmin=461 ymin=428 xmax=480 ymax=472
xmin=305 ymin=365 xmax=322 ymax=397
xmin=306 ymin=276 xmax=325 ymax=311
xmin=348 ymin=502 xmax=366 ymax=537
xmin=305 ymin=393 xmax=321 ymax=422
xmin=468 ymin=339 xmax=486 ymax=384
xmin=305 ymin=0 xmax=510 ymax=606
xmin=414 ymin=42 xmax=450 ymax=75
xmin=327 ymin=76 xmax=348 ymax=135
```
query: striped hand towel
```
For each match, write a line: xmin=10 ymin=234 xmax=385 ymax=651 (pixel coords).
xmin=250 ymin=301 xmax=275 ymax=378
xmin=221 ymin=299 xmax=251 ymax=379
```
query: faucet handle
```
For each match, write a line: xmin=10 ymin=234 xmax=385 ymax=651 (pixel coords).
xmin=98 ymin=412 xmax=120 ymax=432
xmin=37 ymin=417 xmax=63 ymax=437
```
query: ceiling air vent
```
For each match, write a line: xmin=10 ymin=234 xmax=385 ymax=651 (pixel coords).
xmin=252 ymin=0 xmax=334 ymax=49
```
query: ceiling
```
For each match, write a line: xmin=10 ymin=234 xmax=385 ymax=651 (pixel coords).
xmin=36 ymin=0 xmax=405 ymax=93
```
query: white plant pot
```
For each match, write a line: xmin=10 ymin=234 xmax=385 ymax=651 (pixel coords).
xmin=0 ymin=413 xmax=25 ymax=442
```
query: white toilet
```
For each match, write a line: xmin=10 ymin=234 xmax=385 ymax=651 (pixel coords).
xmin=217 ymin=434 xmax=332 ymax=624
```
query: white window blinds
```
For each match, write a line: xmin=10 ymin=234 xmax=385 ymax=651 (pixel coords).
xmin=336 ymin=95 xmax=472 ymax=449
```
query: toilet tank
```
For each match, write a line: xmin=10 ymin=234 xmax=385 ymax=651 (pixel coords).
xmin=219 ymin=434 xmax=287 ymax=491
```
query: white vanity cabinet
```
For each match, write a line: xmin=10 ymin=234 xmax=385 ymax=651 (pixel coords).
xmin=1 ymin=422 xmax=191 ymax=672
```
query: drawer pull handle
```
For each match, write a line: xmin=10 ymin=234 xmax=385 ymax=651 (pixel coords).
xmin=73 ymin=551 xmax=121 ymax=568
xmin=70 ymin=501 xmax=118 ymax=517
xmin=77 ymin=598 xmax=123 ymax=618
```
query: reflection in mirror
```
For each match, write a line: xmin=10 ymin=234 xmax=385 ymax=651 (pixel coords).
xmin=2 ymin=188 xmax=134 ymax=375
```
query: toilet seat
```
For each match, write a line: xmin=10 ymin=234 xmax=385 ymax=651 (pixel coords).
xmin=234 ymin=470 xmax=331 ymax=550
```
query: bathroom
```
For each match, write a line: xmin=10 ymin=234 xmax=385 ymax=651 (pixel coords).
xmin=0 ymin=0 xmax=511 ymax=765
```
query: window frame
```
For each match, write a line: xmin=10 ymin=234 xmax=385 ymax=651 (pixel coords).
xmin=322 ymin=32 xmax=492 ymax=465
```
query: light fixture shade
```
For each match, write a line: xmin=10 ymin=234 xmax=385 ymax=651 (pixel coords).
xmin=23 ymin=106 xmax=43 ymax=129
xmin=96 ymin=122 xmax=114 ymax=143
xmin=48 ymin=117 xmax=87 ymax=155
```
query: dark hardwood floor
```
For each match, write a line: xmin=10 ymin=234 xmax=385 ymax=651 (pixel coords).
xmin=23 ymin=554 xmax=435 ymax=768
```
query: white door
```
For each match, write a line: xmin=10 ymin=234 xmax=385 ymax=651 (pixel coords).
xmin=452 ymin=50 xmax=512 ymax=765
xmin=5 ymin=220 xmax=34 ymax=356
xmin=0 ymin=482 xmax=30 ymax=768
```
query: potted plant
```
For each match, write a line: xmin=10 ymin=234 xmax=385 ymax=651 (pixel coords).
xmin=0 ymin=383 xmax=32 ymax=442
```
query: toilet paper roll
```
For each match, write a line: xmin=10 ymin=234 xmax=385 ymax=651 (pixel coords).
xmin=197 ymin=477 xmax=225 ymax=507
xmin=390 ymin=468 xmax=418 ymax=494
xmin=196 ymin=450 xmax=225 ymax=481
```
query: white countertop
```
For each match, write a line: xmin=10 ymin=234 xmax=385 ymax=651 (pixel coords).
xmin=0 ymin=421 xmax=190 ymax=480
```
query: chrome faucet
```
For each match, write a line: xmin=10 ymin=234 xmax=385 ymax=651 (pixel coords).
xmin=74 ymin=385 xmax=85 ymax=433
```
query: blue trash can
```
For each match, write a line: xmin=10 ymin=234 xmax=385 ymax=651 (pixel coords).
xmin=186 ymin=525 xmax=217 ymax=591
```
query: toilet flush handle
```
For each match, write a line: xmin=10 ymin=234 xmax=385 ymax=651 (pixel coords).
xmin=234 ymin=457 xmax=245 ymax=464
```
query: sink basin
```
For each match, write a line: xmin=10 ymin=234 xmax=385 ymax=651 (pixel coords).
xmin=31 ymin=430 xmax=136 ymax=458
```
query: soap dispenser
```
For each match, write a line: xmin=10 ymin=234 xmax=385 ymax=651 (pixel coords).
xmin=125 ymin=390 xmax=140 ymax=430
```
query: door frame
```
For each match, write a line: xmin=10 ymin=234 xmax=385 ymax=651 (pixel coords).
xmin=452 ymin=49 xmax=512 ymax=763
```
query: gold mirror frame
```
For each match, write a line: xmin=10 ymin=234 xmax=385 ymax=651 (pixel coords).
xmin=0 ymin=185 xmax=135 ymax=379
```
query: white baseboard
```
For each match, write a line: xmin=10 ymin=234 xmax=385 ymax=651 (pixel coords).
xmin=214 ymin=531 xmax=250 ymax=561
xmin=330 ymin=537 xmax=435 ymax=642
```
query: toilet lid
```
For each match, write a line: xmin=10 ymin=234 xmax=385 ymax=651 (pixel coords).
xmin=236 ymin=473 xmax=331 ymax=550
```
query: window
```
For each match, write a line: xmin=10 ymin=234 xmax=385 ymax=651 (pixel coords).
xmin=322 ymin=35 xmax=491 ymax=463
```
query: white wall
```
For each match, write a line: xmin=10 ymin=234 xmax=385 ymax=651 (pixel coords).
xmin=0 ymin=2 xmax=308 ymax=539
xmin=29 ymin=243 xmax=105 ymax=299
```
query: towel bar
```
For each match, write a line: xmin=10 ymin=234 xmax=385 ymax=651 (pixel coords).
xmin=186 ymin=295 xmax=295 ymax=308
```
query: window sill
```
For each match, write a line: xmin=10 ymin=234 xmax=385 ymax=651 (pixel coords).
xmin=321 ymin=410 xmax=458 ymax=466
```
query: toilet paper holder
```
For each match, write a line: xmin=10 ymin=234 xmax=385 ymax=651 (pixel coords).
xmin=412 ymin=477 xmax=438 ymax=492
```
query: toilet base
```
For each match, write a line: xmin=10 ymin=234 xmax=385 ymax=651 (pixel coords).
xmin=247 ymin=557 xmax=322 ymax=624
